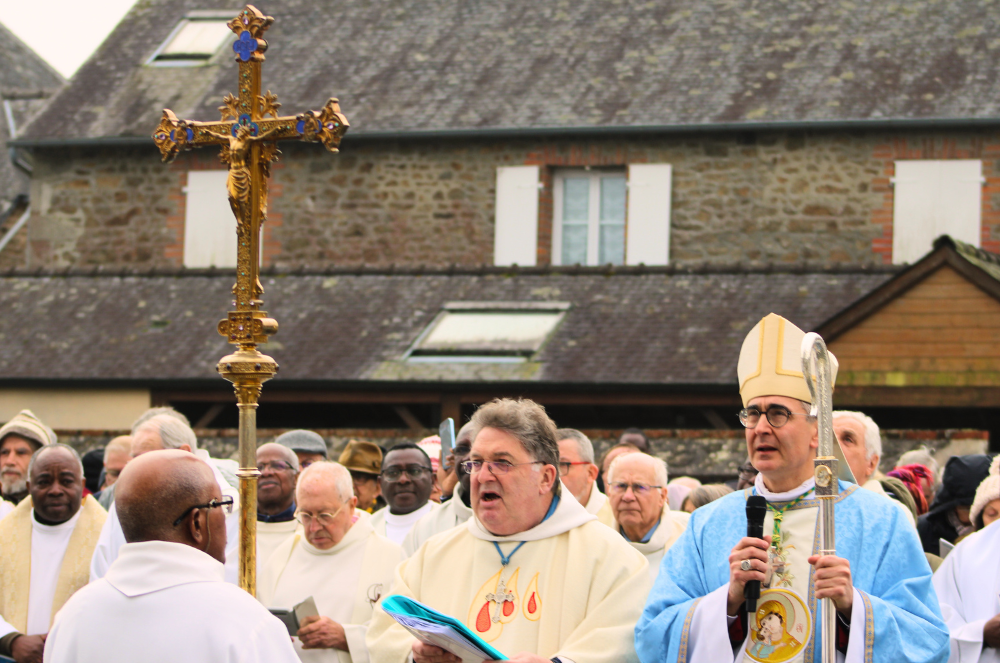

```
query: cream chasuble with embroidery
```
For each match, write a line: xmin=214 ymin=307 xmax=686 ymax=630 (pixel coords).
xmin=0 ymin=495 xmax=106 ymax=633
xmin=366 ymin=491 xmax=650 ymax=663
xmin=258 ymin=517 xmax=403 ymax=663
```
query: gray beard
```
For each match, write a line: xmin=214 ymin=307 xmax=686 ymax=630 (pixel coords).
xmin=1 ymin=475 xmax=26 ymax=496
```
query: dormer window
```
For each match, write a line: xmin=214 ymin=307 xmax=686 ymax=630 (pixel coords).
xmin=406 ymin=302 xmax=570 ymax=362
xmin=149 ymin=12 xmax=234 ymax=66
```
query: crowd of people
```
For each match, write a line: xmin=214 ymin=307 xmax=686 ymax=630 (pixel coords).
xmin=0 ymin=313 xmax=998 ymax=662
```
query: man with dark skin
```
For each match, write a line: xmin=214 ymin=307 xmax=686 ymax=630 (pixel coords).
xmin=370 ymin=443 xmax=437 ymax=545
xmin=255 ymin=443 xmax=299 ymax=572
xmin=0 ymin=445 xmax=107 ymax=663
xmin=43 ymin=449 xmax=299 ymax=662
xmin=403 ymin=426 xmax=474 ymax=554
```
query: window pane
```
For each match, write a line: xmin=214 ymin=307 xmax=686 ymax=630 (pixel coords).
xmin=562 ymin=225 xmax=588 ymax=265
xmin=600 ymin=177 xmax=626 ymax=223
xmin=562 ymin=178 xmax=590 ymax=221
xmin=599 ymin=225 xmax=625 ymax=265
xmin=161 ymin=21 xmax=232 ymax=56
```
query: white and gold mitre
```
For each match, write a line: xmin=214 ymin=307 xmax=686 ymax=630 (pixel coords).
xmin=737 ymin=313 xmax=838 ymax=406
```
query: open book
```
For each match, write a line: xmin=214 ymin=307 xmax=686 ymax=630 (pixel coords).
xmin=381 ymin=595 xmax=508 ymax=662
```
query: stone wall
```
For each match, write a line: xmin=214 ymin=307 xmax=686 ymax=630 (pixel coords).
xmin=21 ymin=129 xmax=1000 ymax=269
xmin=60 ymin=427 xmax=988 ymax=483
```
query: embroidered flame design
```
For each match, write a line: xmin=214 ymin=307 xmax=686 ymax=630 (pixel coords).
xmin=467 ymin=568 xmax=521 ymax=642
xmin=522 ymin=572 xmax=542 ymax=621
xmin=500 ymin=568 xmax=520 ymax=623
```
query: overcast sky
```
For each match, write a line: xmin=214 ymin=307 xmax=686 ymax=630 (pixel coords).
xmin=0 ymin=0 xmax=137 ymax=78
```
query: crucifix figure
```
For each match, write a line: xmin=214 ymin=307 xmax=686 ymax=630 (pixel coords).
xmin=485 ymin=579 xmax=515 ymax=623
xmin=151 ymin=4 xmax=348 ymax=596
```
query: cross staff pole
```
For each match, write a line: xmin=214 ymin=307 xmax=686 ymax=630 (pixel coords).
xmin=801 ymin=332 xmax=837 ymax=663
xmin=152 ymin=4 xmax=348 ymax=595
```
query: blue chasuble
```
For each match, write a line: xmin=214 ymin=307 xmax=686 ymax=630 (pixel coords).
xmin=635 ymin=482 xmax=949 ymax=663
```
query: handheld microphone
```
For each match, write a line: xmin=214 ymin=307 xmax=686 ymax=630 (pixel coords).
xmin=744 ymin=495 xmax=768 ymax=615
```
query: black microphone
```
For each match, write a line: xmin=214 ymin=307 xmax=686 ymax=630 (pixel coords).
xmin=744 ymin=495 xmax=768 ymax=615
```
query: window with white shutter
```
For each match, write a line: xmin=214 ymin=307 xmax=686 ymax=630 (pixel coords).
xmin=551 ymin=165 xmax=671 ymax=266
xmin=493 ymin=165 xmax=540 ymax=266
xmin=626 ymin=164 xmax=672 ymax=266
xmin=182 ymin=170 xmax=237 ymax=268
xmin=892 ymin=160 xmax=983 ymax=264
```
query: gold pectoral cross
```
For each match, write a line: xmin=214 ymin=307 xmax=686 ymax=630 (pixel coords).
xmin=151 ymin=4 xmax=348 ymax=597
xmin=485 ymin=579 xmax=515 ymax=623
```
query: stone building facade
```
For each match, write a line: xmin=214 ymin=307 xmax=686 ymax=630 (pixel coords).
xmin=22 ymin=129 xmax=1000 ymax=270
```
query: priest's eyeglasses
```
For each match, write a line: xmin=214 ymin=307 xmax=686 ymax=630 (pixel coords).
xmin=608 ymin=482 xmax=662 ymax=495
xmin=173 ymin=496 xmax=235 ymax=526
xmin=558 ymin=461 xmax=591 ymax=476
xmin=738 ymin=405 xmax=811 ymax=429
xmin=381 ymin=465 xmax=432 ymax=481
xmin=460 ymin=460 xmax=544 ymax=475
xmin=295 ymin=503 xmax=347 ymax=527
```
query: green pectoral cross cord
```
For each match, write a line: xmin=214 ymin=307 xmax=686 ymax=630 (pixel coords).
xmin=764 ymin=491 xmax=811 ymax=548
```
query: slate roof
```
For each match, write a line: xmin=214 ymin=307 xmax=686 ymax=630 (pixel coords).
xmin=0 ymin=266 xmax=892 ymax=386
xmin=16 ymin=0 xmax=1000 ymax=145
xmin=0 ymin=21 xmax=63 ymax=198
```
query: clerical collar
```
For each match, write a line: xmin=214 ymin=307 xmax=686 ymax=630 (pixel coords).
xmin=384 ymin=501 xmax=433 ymax=526
xmin=621 ymin=518 xmax=660 ymax=544
xmin=754 ymin=472 xmax=815 ymax=502
xmin=258 ymin=501 xmax=296 ymax=523
xmin=32 ymin=508 xmax=80 ymax=529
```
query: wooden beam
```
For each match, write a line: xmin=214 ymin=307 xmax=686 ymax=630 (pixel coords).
xmin=194 ymin=403 xmax=226 ymax=428
xmin=440 ymin=394 xmax=462 ymax=425
xmin=393 ymin=405 xmax=424 ymax=430
xmin=154 ymin=388 xmax=740 ymax=407
xmin=834 ymin=386 xmax=1000 ymax=407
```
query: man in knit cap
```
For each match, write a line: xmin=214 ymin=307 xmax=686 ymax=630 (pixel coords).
xmin=1 ymin=411 xmax=57 ymax=510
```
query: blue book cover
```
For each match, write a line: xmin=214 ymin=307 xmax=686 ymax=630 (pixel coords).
xmin=382 ymin=594 xmax=508 ymax=661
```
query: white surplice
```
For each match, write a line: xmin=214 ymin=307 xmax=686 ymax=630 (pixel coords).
xmin=44 ymin=540 xmax=299 ymax=663
xmin=402 ymin=485 xmax=473 ymax=556
xmin=27 ymin=510 xmax=80 ymax=635
xmin=257 ymin=519 xmax=299 ymax=578
xmin=0 ymin=500 xmax=13 ymax=521
xmin=258 ymin=517 xmax=403 ymax=663
xmin=933 ymin=520 xmax=1000 ymax=663
xmin=369 ymin=501 xmax=436 ymax=545
xmin=89 ymin=455 xmax=241 ymax=584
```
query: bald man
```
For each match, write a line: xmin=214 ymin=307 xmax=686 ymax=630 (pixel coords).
xmin=90 ymin=413 xmax=241 ymax=584
xmin=258 ymin=462 xmax=403 ymax=663
xmin=44 ymin=450 xmax=299 ymax=663
xmin=256 ymin=443 xmax=300 ymax=574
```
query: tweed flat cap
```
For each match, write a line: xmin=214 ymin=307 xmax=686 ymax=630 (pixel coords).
xmin=0 ymin=410 xmax=57 ymax=450
xmin=275 ymin=429 xmax=328 ymax=457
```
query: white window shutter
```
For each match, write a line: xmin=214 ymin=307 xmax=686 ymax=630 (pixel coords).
xmin=626 ymin=164 xmax=672 ymax=265
xmin=182 ymin=170 xmax=238 ymax=268
xmin=892 ymin=160 xmax=982 ymax=264
xmin=494 ymin=165 xmax=539 ymax=266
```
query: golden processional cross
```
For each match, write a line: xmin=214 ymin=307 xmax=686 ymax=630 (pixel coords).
xmin=151 ymin=4 xmax=348 ymax=595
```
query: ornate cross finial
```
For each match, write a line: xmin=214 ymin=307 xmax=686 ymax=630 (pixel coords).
xmin=151 ymin=4 xmax=348 ymax=597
